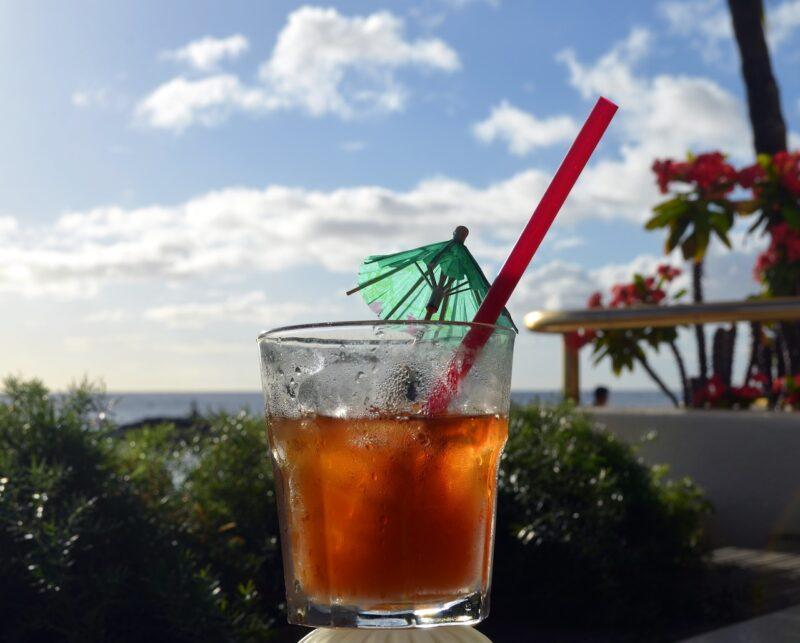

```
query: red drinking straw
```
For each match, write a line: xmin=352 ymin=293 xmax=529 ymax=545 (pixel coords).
xmin=425 ymin=97 xmax=618 ymax=414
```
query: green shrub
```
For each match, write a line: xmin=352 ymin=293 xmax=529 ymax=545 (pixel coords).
xmin=1 ymin=378 xmax=717 ymax=639
xmin=0 ymin=378 xmax=232 ymax=643
xmin=118 ymin=412 xmax=283 ymax=640
xmin=492 ymin=403 xmax=711 ymax=628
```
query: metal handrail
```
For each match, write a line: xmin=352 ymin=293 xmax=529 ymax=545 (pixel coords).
xmin=524 ymin=297 xmax=800 ymax=402
xmin=525 ymin=297 xmax=800 ymax=333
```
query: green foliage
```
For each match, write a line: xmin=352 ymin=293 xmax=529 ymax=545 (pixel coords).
xmin=744 ymin=153 xmax=800 ymax=235
xmin=647 ymin=196 xmax=735 ymax=262
xmin=1 ymin=378 xmax=717 ymax=636
xmin=0 ymin=377 xmax=233 ymax=643
xmin=493 ymin=404 xmax=711 ymax=627
xmin=118 ymin=413 xmax=283 ymax=640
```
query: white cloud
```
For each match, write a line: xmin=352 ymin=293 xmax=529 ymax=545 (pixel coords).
xmin=84 ymin=309 xmax=127 ymax=323
xmin=6 ymin=29 xmax=763 ymax=300
xmin=472 ymin=101 xmax=578 ymax=155
xmin=768 ymin=0 xmax=800 ymax=47
xmin=557 ymin=27 xmax=751 ymax=222
xmin=258 ymin=6 xmax=459 ymax=117
xmin=551 ymin=236 xmax=586 ymax=251
xmin=135 ymin=75 xmax=277 ymax=132
xmin=162 ymin=34 xmax=249 ymax=71
xmin=341 ymin=140 xmax=367 ymax=152
xmin=72 ymin=87 xmax=126 ymax=110
xmin=660 ymin=0 xmax=800 ymax=53
xmin=791 ymin=130 xmax=800 ymax=148
xmin=515 ymin=232 xmax=763 ymax=317
xmin=659 ymin=0 xmax=732 ymax=61
xmin=144 ymin=291 xmax=319 ymax=328
xmin=0 ymin=216 xmax=17 ymax=237
xmin=137 ymin=7 xmax=460 ymax=130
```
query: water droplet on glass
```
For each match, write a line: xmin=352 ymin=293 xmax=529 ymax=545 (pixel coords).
xmin=371 ymin=472 xmax=378 ymax=482
xmin=295 ymin=366 xmax=301 ymax=374
xmin=294 ymin=579 xmax=302 ymax=594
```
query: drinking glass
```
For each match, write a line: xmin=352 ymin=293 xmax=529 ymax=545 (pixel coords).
xmin=258 ymin=320 xmax=515 ymax=628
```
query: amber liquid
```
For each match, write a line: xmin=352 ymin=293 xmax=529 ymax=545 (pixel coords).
xmin=269 ymin=414 xmax=508 ymax=608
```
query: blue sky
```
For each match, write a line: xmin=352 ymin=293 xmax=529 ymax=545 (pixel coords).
xmin=1 ymin=0 xmax=800 ymax=392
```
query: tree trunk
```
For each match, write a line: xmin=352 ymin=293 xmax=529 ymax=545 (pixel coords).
xmin=745 ymin=321 xmax=761 ymax=381
xmin=712 ymin=324 xmax=737 ymax=387
xmin=637 ymin=355 xmax=680 ymax=408
xmin=727 ymin=0 xmax=787 ymax=153
xmin=692 ymin=260 xmax=708 ymax=384
xmin=669 ymin=340 xmax=690 ymax=406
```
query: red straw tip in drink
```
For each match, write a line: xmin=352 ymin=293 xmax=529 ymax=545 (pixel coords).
xmin=425 ymin=96 xmax=618 ymax=414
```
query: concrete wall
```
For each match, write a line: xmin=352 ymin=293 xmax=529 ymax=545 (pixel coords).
xmin=589 ymin=408 xmax=800 ymax=549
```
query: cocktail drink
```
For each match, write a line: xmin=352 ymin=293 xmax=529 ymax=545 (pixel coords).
xmin=258 ymin=321 xmax=515 ymax=628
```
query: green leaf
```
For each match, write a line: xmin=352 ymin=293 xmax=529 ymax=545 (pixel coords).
xmin=681 ymin=234 xmax=697 ymax=261
xmin=782 ymin=206 xmax=800 ymax=230
xmin=666 ymin=217 xmax=691 ymax=254
xmin=672 ymin=288 xmax=687 ymax=299
xmin=709 ymin=212 xmax=732 ymax=248
xmin=647 ymin=199 xmax=687 ymax=230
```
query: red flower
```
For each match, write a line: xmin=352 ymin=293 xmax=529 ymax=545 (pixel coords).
xmin=652 ymin=159 xmax=691 ymax=193
xmin=650 ymin=288 xmax=666 ymax=304
xmin=754 ymin=223 xmax=800 ymax=282
xmin=753 ymin=249 xmax=777 ymax=282
xmin=773 ymin=151 xmax=800 ymax=197
xmin=657 ymin=264 xmax=682 ymax=281
xmin=731 ymin=385 xmax=761 ymax=401
xmin=587 ymin=291 xmax=603 ymax=308
xmin=688 ymin=152 xmax=737 ymax=195
xmin=737 ymin=163 xmax=766 ymax=190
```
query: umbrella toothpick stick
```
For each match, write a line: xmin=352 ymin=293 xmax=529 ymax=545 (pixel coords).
xmin=347 ymin=226 xmax=515 ymax=329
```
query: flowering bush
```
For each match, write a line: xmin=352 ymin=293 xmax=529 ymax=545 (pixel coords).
xmin=581 ymin=149 xmax=800 ymax=408
xmin=753 ymin=222 xmax=800 ymax=295
xmin=649 ymin=152 xmax=738 ymax=262
xmin=653 ymin=152 xmax=738 ymax=198
xmin=772 ymin=375 xmax=800 ymax=409
xmin=691 ymin=374 xmax=763 ymax=410
xmin=641 ymin=149 xmax=800 ymax=409
xmin=580 ymin=265 xmax=687 ymax=407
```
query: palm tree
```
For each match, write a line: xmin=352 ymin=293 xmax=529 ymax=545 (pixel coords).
xmin=728 ymin=0 xmax=800 ymax=376
xmin=727 ymin=0 xmax=787 ymax=154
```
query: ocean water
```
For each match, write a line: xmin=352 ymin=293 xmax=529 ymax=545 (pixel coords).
xmin=104 ymin=390 xmax=671 ymax=426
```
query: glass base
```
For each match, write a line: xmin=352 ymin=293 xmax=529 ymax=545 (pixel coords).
xmin=289 ymin=592 xmax=487 ymax=628
xmin=299 ymin=624 xmax=493 ymax=642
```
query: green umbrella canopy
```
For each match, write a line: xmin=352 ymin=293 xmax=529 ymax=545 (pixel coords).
xmin=347 ymin=226 xmax=516 ymax=330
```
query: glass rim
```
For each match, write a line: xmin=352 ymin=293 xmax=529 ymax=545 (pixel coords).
xmin=257 ymin=319 xmax=517 ymax=342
